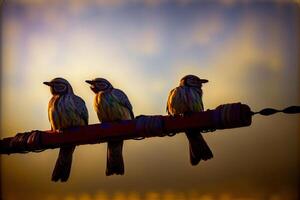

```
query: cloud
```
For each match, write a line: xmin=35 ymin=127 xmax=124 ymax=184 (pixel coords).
xmin=184 ymin=14 xmax=225 ymax=47
xmin=2 ymin=17 xmax=23 ymax=81
xmin=172 ymin=8 xmax=291 ymax=109
xmin=129 ymin=28 xmax=162 ymax=56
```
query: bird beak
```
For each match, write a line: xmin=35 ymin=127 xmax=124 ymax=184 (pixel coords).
xmin=85 ymin=80 xmax=94 ymax=85
xmin=199 ymin=79 xmax=208 ymax=84
xmin=43 ymin=81 xmax=53 ymax=86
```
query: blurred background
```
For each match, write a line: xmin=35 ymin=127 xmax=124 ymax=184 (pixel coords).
xmin=0 ymin=0 xmax=299 ymax=199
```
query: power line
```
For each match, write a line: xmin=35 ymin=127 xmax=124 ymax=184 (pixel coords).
xmin=1 ymin=103 xmax=299 ymax=155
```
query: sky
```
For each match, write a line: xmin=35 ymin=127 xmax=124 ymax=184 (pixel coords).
xmin=1 ymin=0 xmax=300 ymax=200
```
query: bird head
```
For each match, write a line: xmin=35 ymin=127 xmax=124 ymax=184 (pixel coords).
xmin=85 ymin=78 xmax=113 ymax=93
xmin=43 ymin=77 xmax=73 ymax=95
xmin=180 ymin=75 xmax=208 ymax=88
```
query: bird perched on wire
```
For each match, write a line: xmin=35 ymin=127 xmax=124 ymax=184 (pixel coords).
xmin=86 ymin=78 xmax=133 ymax=176
xmin=44 ymin=78 xmax=88 ymax=182
xmin=166 ymin=75 xmax=213 ymax=165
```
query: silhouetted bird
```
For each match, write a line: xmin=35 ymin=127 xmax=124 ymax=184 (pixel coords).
xmin=86 ymin=78 xmax=133 ymax=176
xmin=44 ymin=78 xmax=88 ymax=182
xmin=167 ymin=75 xmax=213 ymax=165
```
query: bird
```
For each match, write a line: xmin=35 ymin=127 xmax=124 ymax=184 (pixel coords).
xmin=166 ymin=75 xmax=213 ymax=165
xmin=44 ymin=77 xmax=88 ymax=182
xmin=86 ymin=78 xmax=133 ymax=176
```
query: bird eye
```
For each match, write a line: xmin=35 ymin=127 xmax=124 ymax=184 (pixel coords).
xmin=54 ymin=83 xmax=67 ymax=92
xmin=96 ymin=82 xmax=108 ymax=90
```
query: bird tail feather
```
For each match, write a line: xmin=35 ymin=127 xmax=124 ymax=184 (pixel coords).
xmin=52 ymin=146 xmax=75 ymax=182
xmin=185 ymin=130 xmax=213 ymax=165
xmin=106 ymin=140 xmax=124 ymax=176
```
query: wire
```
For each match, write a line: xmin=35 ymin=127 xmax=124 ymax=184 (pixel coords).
xmin=8 ymin=130 xmax=46 ymax=154
xmin=252 ymin=106 xmax=300 ymax=116
xmin=135 ymin=115 xmax=164 ymax=138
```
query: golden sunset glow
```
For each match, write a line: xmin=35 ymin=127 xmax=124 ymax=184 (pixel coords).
xmin=1 ymin=0 xmax=299 ymax=200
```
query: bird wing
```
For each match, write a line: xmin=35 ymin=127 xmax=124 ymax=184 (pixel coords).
xmin=73 ymin=95 xmax=89 ymax=125
xmin=189 ymin=88 xmax=204 ymax=111
xmin=48 ymin=96 xmax=60 ymax=130
xmin=166 ymin=88 xmax=176 ymax=115
xmin=167 ymin=86 xmax=204 ymax=114
xmin=111 ymin=89 xmax=134 ymax=119
xmin=167 ymin=87 xmax=188 ymax=115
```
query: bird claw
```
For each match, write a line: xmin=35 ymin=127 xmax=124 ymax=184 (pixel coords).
xmin=55 ymin=129 xmax=63 ymax=134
